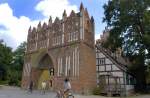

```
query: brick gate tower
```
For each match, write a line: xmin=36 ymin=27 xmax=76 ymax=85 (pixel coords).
xmin=21 ymin=3 xmax=96 ymax=94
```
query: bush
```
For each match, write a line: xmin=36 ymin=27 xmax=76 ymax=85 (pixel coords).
xmin=92 ymin=87 xmax=101 ymax=95
xmin=7 ymin=70 xmax=21 ymax=86
xmin=0 ymin=80 xmax=8 ymax=85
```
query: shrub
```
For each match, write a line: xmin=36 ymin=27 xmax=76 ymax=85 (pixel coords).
xmin=92 ymin=87 xmax=101 ymax=95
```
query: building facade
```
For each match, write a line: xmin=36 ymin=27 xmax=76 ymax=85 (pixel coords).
xmin=21 ymin=3 xmax=96 ymax=94
xmin=95 ymin=30 xmax=135 ymax=96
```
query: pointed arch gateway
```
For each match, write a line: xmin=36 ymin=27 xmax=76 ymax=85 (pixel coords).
xmin=37 ymin=53 xmax=54 ymax=89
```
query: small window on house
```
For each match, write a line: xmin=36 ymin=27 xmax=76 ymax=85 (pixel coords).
xmin=99 ymin=58 xmax=105 ymax=65
xmin=96 ymin=65 xmax=99 ymax=71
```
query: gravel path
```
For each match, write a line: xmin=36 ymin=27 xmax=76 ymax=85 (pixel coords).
xmin=0 ymin=86 xmax=150 ymax=98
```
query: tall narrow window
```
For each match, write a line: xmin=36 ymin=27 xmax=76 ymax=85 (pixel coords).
xmin=73 ymin=32 xmax=75 ymax=41
xmin=56 ymin=37 xmax=58 ymax=45
xmin=82 ymin=16 xmax=84 ymax=40
xmin=80 ymin=15 xmax=84 ymax=40
xmin=80 ymin=28 xmax=83 ymax=40
xmin=60 ymin=58 xmax=62 ymax=76
xmin=73 ymin=51 xmax=75 ymax=76
xmin=68 ymin=33 xmax=70 ymax=42
xmin=47 ymin=38 xmax=49 ymax=48
xmin=57 ymin=58 xmax=60 ymax=76
xmin=68 ymin=56 xmax=71 ymax=76
xmin=63 ymin=23 xmax=64 ymax=32
xmin=24 ymin=63 xmax=31 ymax=77
xmin=65 ymin=56 xmax=68 ymax=76
xmin=70 ymin=33 xmax=72 ymax=41
xmin=59 ymin=36 xmax=60 ymax=45
xmin=80 ymin=16 xmax=83 ymax=40
xmin=72 ymin=47 xmax=79 ymax=77
xmin=75 ymin=47 xmax=77 ymax=76
xmin=62 ymin=34 xmax=64 ymax=44
xmin=75 ymin=32 xmax=78 ymax=41
xmin=77 ymin=49 xmax=79 ymax=76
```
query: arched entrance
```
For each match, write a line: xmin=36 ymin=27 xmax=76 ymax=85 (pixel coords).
xmin=37 ymin=54 xmax=54 ymax=89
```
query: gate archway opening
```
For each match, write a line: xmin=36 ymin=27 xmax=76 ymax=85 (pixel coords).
xmin=37 ymin=54 xmax=54 ymax=89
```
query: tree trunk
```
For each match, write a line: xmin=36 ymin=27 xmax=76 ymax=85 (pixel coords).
xmin=135 ymin=65 xmax=146 ymax=93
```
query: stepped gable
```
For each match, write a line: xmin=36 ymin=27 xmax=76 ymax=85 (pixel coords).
xmin=23 ymin=3 xmax=96 ymax=94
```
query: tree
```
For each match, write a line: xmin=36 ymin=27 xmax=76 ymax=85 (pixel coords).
xmin=8 ymin=42 xmax=26 ymax=86
xmin=0 ymin=40 xmax=26 ymax=86
xmin=13 ymin=42 xmax=26 ymax=71
xmin=103 ymin=0 xmax=150 ymax=92
xmin=0 ymin=40 xmax=13 ymax=81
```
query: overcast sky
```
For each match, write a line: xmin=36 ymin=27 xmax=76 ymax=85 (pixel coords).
xmin=0 ymin=0 xmax=108 ymax=49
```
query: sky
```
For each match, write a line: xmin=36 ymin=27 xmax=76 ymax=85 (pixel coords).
xmin=0 ymin=0 xmax=108 ymax=49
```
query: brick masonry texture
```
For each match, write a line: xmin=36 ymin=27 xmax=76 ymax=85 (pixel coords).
xmin=21 ymin=3 xmax=96 ymax=94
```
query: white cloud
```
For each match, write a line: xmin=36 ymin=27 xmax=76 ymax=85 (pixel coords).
xmin=95 ymin=33 xmax=100 ymax=40
xmin=0 ymin=0 xmax=78 ymax=49
xmin=35 ymin=0 xmax=78 ymax=19
xmin=0 ymin=0 xmax=100 ymax=49
xmin=0 ymin=3 xmax=39 ymax=49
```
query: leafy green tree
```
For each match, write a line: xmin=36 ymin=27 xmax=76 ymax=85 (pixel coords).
xmin=103 ymin=0 xmax=150 ymax=92
xmin=0 ymin=40 xmax=13 ymax=81
xmin=0 ymin=40 xmax=26 ymax=86
xmin=8 ymin=42 xmax=26 ymax=86
xmin=13 ymin=42 xmax=26 ymax=71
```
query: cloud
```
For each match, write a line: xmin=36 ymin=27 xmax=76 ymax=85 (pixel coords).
xmin=0 ymin=0 xmax=100 ymax=49
xmin=0 ymin=33 xmax=18 ymax=48
xmin=95 ymin=33 xmax=100 ymax=41
xmin=0 ymin=0 xmax=78 ymax=49
xmin=0 ymin=3 xmax=39 ymax=49
xmin=35 ymin=0 xmax=78 ymax=19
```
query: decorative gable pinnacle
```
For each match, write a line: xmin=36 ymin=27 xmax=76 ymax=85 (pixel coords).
xmin=49 ymin=16 xmax=52 ymax=24
xmin=63 ymin=10 xmax=67 ymax=17
xmin=38 ymin=21 xmax=41 ymax=28
xmin=80 ymin=2 xmax=84 ymax=11
xmin=70 ymin=10 xmax=75 ymax=16
xmin=91 ymin=16 xmax=94 ymax=22
xmin=28 ymin=26 xmax=32 ymax=33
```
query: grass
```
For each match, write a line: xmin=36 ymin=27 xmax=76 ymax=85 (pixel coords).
xmin=0 ymin=80 xmax=8 ymax=85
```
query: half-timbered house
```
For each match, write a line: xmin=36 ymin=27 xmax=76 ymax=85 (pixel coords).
xmin=95 ymin=29 xmax=135 ymax=96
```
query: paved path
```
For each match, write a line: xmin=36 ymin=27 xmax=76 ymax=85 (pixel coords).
xmin=0 ymin=86 xmax=150 ymax=98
